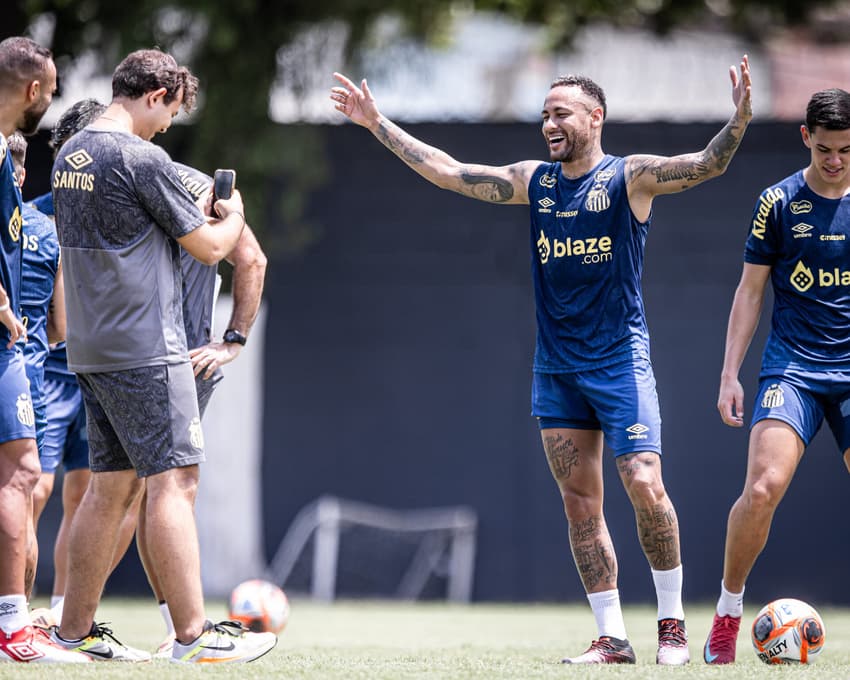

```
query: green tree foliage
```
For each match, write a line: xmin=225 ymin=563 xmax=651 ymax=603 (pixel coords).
xmin=5 ymin=0 xmax=844 ymax=254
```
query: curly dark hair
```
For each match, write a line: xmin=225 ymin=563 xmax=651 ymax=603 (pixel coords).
xmin=50 ymin=98 xmax=107 ymax=151
xmin=112 ymin=49 xmax=199 ymax=113
xmin=549 ymin=75 xmax=607 ymax=120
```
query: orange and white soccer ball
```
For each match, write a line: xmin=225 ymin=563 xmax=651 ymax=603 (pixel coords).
xmin=228 ymin=579 xmax=290 ymax=634
xmin=751 ymin=598 xmax=825 ymax=664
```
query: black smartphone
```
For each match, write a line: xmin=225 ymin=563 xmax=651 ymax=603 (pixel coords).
xmin=213 ymin=168 xmax=236 ymax=202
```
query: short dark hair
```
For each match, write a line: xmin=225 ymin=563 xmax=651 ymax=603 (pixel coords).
xmin=0 ymin=36 xmax=53 ymax=92
xmin=805 ymin=88 xmax=850 ymax=132
xmin=8 ymin=132 xmax=27 ymax=174
xmin=51 ymin=98 xmax=107 ymax=151
xmin=111 ymin=49 xmax=199 ymax=113
xmin=549 ymin=75 xmax=607 ymax=120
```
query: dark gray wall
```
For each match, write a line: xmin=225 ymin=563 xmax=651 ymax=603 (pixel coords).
xmin=261 ymin=121 xmax=849 ymax=605
xmin=30 ymin=122 xmax=848 ymax=606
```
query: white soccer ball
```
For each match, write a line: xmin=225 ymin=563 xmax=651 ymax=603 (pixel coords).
xmin=751 ymin=598 xmax=825 ymax=664
xmin=228 ymin=579 xmax=290 ymax=634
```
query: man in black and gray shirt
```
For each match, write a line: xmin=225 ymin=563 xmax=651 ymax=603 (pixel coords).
xmin=51 ymin=49 xmax=276 ymax=664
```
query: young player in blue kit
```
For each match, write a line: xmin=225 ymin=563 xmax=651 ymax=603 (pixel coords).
xmin=0 ymin=36 xmax=86 ymax=664
xmin=331 ymin=58 xmax=752 ymax=664
xmin=7 ymin=133 xmax=66 ymax=602
xmin=705 ymin=88 xmax=850 ymax=664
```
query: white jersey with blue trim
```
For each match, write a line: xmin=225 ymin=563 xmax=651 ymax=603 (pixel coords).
xmin=528 ymin=155 xmax=651 ymax=372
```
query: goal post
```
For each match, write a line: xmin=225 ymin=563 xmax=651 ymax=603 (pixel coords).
xmin=265 ymin=495 xmax=478 ymax=602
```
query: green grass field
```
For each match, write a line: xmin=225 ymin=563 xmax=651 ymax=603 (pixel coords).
xmin=10 ymin=599 xmax=850 ymax=678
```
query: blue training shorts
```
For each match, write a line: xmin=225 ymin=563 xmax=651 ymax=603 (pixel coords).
xmin=531 ymin=356 xmax=662 ymax=456
xmin=41 ymin=376 xmax=89 ymax=474
xmin=0 ymin=349 xmax=36 ymax=444
xmin=753 ymin=368 xmax=850 ymax=452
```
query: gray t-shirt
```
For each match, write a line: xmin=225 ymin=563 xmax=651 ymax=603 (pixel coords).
xmin=174 ymin=162 xmax=218 ymax=350
xmin=53 ymin=128 xmax=205 ymax=372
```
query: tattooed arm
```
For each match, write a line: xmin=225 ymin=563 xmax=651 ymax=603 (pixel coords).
xmin=331 ymin=72 xmax=539 ymax=205
xmin=625 ymin=55 xmax=753 ymax=221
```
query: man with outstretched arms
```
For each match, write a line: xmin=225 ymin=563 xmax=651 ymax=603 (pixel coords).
xmin=331 ymin=57 xmax=752 ymax=665
xmin=705 ymin=88 xmax=850 ymax=664
xmin=0 ymin=36 xmax=84 ymax=665
xmin=50 ymin=49 xmax=275 ymax=663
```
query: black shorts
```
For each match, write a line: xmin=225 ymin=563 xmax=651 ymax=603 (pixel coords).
xmin=77 ymin=362 xmax=205 ymax=477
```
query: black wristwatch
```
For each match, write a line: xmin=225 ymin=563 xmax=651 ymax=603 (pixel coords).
xmin=223 ymin=328 xmax=247 ymax=346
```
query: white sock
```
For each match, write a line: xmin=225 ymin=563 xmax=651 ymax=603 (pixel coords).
xmin=717 ymin=580 xmax=744 ymax=617
xmin=587 ymin=589 xmax=628 ymax=640
xmin=0 ymin=594 xmax=31 ymax=633
xmin=159 ymin=601 xmax=175 ymax=636
xmin=652 ymin=565 xmax=685 ymax=621
xmin=50 ymin=595 xmax=65 ymax=621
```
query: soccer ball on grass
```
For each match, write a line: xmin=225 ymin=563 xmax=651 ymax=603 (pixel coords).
xmin=751 ymin=598 xmax=825 ymax=664
xmin=228 ymin=579 xmax=290 ymax=634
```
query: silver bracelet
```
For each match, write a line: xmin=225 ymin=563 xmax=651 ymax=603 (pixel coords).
xmin=0 ymin=302 xmax=9 ymax=313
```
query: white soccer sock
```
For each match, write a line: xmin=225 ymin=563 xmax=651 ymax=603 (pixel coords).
xmin=717 ymin=580 xmax=744 ymax=617
xmin=652 ymin=565 xmax=685 ymax=621
xmin=0 ymin=594 xmax=31 ymax=633
xmin=587 ymin=589 xmax=628 ymax=640
xmin=159 ymin=601 xmax=175 ymax=636
xmin=50 ymin=595 xmax=65 ymax=621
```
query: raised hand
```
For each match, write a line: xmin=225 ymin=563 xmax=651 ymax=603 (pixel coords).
xmin=331 ymin=72 xmax=381 ymax=130
xmin=729 ymin=55 xmax=752 ymax=122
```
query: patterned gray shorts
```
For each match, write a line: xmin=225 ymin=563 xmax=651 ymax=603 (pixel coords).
xmin=77 ymin=362 xmax=205 ymax=477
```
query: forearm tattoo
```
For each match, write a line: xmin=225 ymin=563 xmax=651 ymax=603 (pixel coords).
xmin=375 ymin=119 xmax=430 ymax=164
xmin=628 ymin=112 xmax=748 ymax=189
xmin=374 ymin=119 xmax=515 ymax=203
xmin=570 ymin=516 xmax=617 ymax=591
xmin=636 ymin=503 xmax=680 ymax=571
xmin=543 ymin=432 xmax=580 ymax=481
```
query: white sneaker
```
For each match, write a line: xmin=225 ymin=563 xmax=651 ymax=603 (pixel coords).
xmin=657 ymin=618 xmax=690 ymax=665
xmin=50 ymin=623 xmax=151 ymax=662
xmin=0 ymin=625 xmax=91 ymax=663
xmin=153 ymin=632 xmax=175 ymax=659
xmin=171 ymin=620 xmax=276 ymax=664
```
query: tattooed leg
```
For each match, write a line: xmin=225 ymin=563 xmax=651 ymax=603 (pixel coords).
xmin=617 ymin=452 xmax=681 ymax=571
xmin=542 ymin=428 xmax=615 ymax=592
xmin=570 ymin=516 xmax=618 ymax=592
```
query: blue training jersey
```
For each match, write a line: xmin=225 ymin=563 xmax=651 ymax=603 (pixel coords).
xmin=20 ymin=203 xmax=60 ymax=375
xmin=0 ymin=134 xmax=24 ymax=349
xmin=31 ymin=190 xmax=54 ymax=217
xmin=528 ymin=156 xmax=650 ymax=372
xmin=745 ymin=170 xmax=850 ymax=368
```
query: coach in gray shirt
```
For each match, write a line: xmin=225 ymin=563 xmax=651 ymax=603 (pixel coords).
xmin=50 ymin=49 xmax=276 ymax=663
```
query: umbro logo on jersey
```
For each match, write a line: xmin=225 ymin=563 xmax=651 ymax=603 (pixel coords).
xmin=538 ymin=197 xmax=555 ymax=213
xmin=791 ymin=222 xmax=813 ymax=238
xmin=65 ymin=149 xmax=94 ymax=170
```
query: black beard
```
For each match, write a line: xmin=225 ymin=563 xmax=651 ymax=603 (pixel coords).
xmin=18 ymin=106 xmax=46 ymax=136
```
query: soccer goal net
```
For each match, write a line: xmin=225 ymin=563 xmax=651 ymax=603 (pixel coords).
xmin=265 ymin=495 xmax=477 ymax=602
